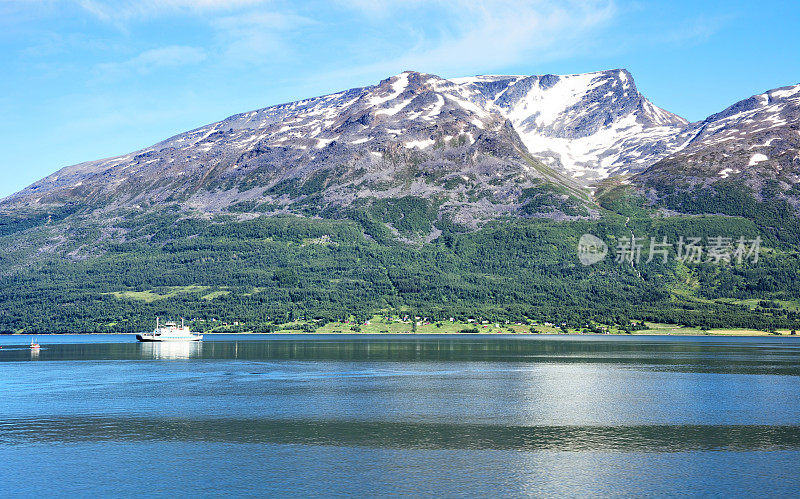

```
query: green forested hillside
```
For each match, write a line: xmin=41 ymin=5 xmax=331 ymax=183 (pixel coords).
xmin=1 ymin=205 xmax=799 ymax=333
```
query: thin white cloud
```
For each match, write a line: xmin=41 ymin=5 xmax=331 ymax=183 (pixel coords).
xmin=661 ymin=14 xmax=731 ymax=45
xmin=211 ymin=11 xmax=316 ymax=64
xmin=325 ymin=0 xmax=615 ymax=79
xmin=96 ymin=45 xmax=207 ymax=76
xmin=57 ymin=0 xmax=619 ymax=80
xmin=75 ymin=0 xmax=268 ymax=22
xmin=74 ymin=1 xmax=314 ymax=66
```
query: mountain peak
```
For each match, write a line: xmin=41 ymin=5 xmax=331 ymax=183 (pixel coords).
xmin=6 ymin=68 xmax=794 ymax=221
xmin=451 ymin=68 xmax=687 ymax=181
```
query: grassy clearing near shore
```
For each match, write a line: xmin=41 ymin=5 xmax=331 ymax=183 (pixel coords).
xmin=143 ymin=314 xmax=797 ymax=337
xmin=640 ymin=322 xmax=797 ymax=336
xmin=256 ymin=318 xmax=800 ymax=336
xmin=272 ymin=316 xmax=541 ymax=335
xmin=639 ymin=322 xmax=705 ymax=335
xmin=705 ymin=328 xmax=796 ymax=336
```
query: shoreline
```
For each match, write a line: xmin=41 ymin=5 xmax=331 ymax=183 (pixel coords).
xmin=5 ymin=317 xmax=797 ymax=338
xmin=2 ymin=330 xmax=799 ymax=337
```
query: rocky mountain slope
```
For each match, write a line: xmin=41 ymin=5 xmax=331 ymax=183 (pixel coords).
xmin=457 ymin=69 xmax=688 ymax=181
xmin=2 ymin=70 xmax=798 ymax=232
xmin=635 ymin=83 xmax=800 ymax=204
xmin=1 ymin=69 xmax=799 ymax=333
xmin=2 ymin=71 xmax=596 ymax=229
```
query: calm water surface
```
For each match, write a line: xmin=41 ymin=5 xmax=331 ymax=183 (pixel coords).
xmin=1 ymin=334 xmax=800 ymax=497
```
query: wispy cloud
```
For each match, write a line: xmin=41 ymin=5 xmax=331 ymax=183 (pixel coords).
xmin=96 ymin=45 xmax=207 ymax=77
xmin=75 ymin=0 xmax=268 ymax=22
xmin=661 ymin=14 xmax=731 ymax=45
xmin=73 ymin=0 xmax=315 ymax=67
xmin=26 ymin=0 xmax=618 ymax=82
xmin=335 ymin=0 xmax=617 ymax=77
xmin=211 ymin=11 xmax=316 ymax=64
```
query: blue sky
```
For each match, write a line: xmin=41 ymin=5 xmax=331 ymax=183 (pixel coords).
xmin=1 ymin=0 xmax=798 ymax=198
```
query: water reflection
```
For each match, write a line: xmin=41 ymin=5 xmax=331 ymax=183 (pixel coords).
xmin=2 ymin=334 xmax=799 ymax=497
xmin=139 ymin=341 xmax=203 ymax=360
xmin=2 ymin=416 xmax=799 ymax=451
xmin=1 ymin=336 xmax=799 ymax=375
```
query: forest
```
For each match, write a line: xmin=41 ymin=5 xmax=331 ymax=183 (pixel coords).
xmin=1 ymin=199 xmax=799 ymax=334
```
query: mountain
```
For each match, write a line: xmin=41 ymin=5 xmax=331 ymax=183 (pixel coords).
xmin=1 ymin=69 xmax=800 ymax=334
xmin=634 ymin=83 xmax=800 ymax=203
xmin=456 ymin=69 xmax=688 ymax=181
xmin=592 ymin=83 xmax=800 ymax=243
xmin=2 ymin=71 xmax=595 ymax=230
xmin=6 ymin=70 xmax=798 ymax=223
xmin=1 ymin=68 xmax=704 ymax=229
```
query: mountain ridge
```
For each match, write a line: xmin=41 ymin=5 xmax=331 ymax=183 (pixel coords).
xmin=1 ymin=69 xmax=800 ymax=333
xmin=628 ymin=82 xmax=800 ymax=225
xmin=2 ymin=70 xmax=798 ymax=230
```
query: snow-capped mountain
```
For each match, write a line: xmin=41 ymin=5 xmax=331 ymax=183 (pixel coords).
xmin=3 ymin=71 xmax=592 ymax=226
xmin=634 ymin=83 xmax=800 ymax=208
xmin=3 ymin=69 xmax=798 ymax=226
xmin=455 ymin=69 xmax=688 ymax=181
xmin=663 ymin=83 xmax=799 ymax=175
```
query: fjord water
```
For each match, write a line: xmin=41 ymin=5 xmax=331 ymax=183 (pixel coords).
xmin=2 ymin=334 xmax=800 ymax=497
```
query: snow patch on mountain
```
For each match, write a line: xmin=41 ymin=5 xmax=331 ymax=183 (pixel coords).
xmin=450 ymin=69 xmax=689 ymax=182
xmin=6 ymin=69 xmax=798 ymax=216
xmin=749 ymin=153 xmax=769 ymax=166
xmin=405 ymin=139 xmax=435 ymax=149
xmin=502 ymin=72 xmax=603 ymax=128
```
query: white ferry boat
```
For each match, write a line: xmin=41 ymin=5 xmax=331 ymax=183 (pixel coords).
xmin=136 ymin=317 xmax=203 ymax=342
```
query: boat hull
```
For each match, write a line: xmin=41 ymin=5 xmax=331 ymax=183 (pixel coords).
xmin=136 ymin=334 xmax=203 ymax=342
